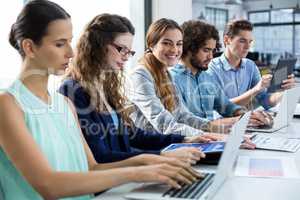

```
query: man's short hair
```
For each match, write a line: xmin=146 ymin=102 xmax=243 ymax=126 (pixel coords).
xmin=223 ymin=19 xmax=253 ymax=38
xmin=181 ymin=20 xmax=221 ymax=58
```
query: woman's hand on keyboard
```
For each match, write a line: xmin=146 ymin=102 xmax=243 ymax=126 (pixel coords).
xmin=161 ymin=147 xmax=205 ymax=165
xmin=132 ymin=163 xmax=202 ymax=189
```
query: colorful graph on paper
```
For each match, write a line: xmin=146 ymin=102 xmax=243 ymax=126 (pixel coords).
xmin=249 ymin=158 xmax=284 ymax=177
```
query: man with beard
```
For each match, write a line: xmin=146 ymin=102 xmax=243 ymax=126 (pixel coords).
xmin=170 ymin=20 xmax=246 ymax=126
xmin=207 ymin=19 xmax=295 ymax=109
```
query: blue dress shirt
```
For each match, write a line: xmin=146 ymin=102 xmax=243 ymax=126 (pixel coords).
xmin=170 ymin=64 xmax=242 ymax=120
xmin=207 ymin=53 xmax=271 ymax=109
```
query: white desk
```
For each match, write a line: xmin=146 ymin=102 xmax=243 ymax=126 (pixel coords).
xmin=93 ymin=118 xmax=300 ymax=200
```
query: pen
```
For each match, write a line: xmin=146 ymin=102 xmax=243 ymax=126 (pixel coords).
xmin=242 ymin=134 xmax=257 ymax=143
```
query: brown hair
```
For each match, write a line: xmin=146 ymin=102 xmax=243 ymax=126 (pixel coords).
xmin=223 ymin=19 xmax=253 ymax=38
xmin=181 ymin=20 xmax=221 ymax=58
xmin=65 ymin=13 xmax=134 ymax=124
xmin=140 ymin=18 xmax=182 ymax=112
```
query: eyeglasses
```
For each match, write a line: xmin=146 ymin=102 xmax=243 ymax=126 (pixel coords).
xmin=111 ymin=43 xmax=135 ymax=57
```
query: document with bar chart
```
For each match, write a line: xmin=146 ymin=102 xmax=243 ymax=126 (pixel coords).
xmin=235 ymin=155 xmax=300 ymax=178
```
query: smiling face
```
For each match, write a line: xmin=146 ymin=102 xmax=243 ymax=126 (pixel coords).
xmin=224 ymin=30 xmax=253 ymax=60
xmin=30 ymin=19 xmax=73 ymax=75
xmin=151 ymin=28 xmax=183 ymax=67
xmin=106 ymin=32 xmax=134 ymax=70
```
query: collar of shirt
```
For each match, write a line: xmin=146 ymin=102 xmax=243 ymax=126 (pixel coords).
xmin=174 ymin=63 xmax=202 ymax=78
xmin=220 ymin=53 xmax=247 ymax=72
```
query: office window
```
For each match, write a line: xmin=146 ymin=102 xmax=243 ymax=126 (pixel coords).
xmin=295 ymin=25 xmax=300 ymax=55
xmin=253 ymin=25 xmax=293 ymax=64
xmin=271 ymin=9 xmax=293 ymax=23
xmin=205 ymin=7 xmax=228 ymax=50
xmin=249 ymin=8 xmax=300 ymax=65
xmin=205 ymin=7 xmax=228 ymax=30
xmin=295 ymin=13 xmax=300 ymax=22
xmin=249 ymin=11 xmax=269 ymax=24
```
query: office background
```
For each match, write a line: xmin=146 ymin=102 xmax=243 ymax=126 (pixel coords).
xmin=1 ymin=0 xmax=300 ymax=89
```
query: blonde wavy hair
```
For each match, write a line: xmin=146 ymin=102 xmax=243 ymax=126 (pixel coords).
xmin=65 ymin=13 xmax=135 ymax=124
xmin=140 ymin=18 xmax=182 ymax=112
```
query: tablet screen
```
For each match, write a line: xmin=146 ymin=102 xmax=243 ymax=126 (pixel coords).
xmin=162 ymin=142 xmax=225 ymax=153
xmin=267 ymin=58 xmax=296 ymax=93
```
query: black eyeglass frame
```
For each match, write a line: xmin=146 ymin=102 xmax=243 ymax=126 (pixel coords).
xmin=111 ymin=43 xmax=136 ymax=57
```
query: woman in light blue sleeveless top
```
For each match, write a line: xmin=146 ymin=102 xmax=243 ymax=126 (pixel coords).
xmin=0 ymin=80 xmax=90 ymax=200
xmin=0 ymin=1 xmax=200 ymax=199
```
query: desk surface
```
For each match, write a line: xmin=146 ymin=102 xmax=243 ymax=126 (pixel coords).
xmin=93 ymin=118 xmax=300 ymax=200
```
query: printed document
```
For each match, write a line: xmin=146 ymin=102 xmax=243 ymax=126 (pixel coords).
xmin=235 ymin=155 xmax=300 ymax=178
xmin=251 ymin=134 xmax=300 ymax=152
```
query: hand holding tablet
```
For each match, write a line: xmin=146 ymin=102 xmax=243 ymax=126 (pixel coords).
xmin=267 ymin=58 xmax=297 ymax=93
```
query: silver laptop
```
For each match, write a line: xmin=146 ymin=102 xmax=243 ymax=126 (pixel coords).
xmin=125 ymin=112 xmax=251 ymax=200
xmin=247 ymin=87 xmax=300 ymax=133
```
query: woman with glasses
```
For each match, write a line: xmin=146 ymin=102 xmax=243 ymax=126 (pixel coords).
xmin=59 ymin=14 xmax=212 ymax=166
xmin=126 ymin=18 xmax=226 ymax=137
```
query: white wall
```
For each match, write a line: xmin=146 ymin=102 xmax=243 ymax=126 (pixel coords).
xmin=152 ymin=0 xmax=193 ymax=25
xmin=130 ymin=0 xmax=145 ymax=68
xmin=0 ymin=1 xmax=23 ymax=89
xmin=0 ymin=0 xmax=145 ymax=90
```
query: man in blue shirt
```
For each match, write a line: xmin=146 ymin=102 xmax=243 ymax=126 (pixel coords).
xmin=170 ymin=20 xmax=246 ymax=127
xmin=207 ymin=19 xmax=295 ymax=109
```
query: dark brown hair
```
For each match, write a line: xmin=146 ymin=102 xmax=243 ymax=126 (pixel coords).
xmin=181 ymin=20 xmax=221 ymax=58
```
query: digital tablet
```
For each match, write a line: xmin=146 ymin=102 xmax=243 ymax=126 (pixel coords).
xmin=162 ymin=142 xmax=225 ymax=165
xmin=267 ymin=58 xmax=297 ymax=93
xmin=162 ymin=142 xmax=225 ymax=154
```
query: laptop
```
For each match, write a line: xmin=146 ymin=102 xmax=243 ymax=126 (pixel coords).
xmin=125 ymin=112 xmax=251 ymax=200
xmin=267 ymin=58 xmax=297 ymax=93
xmin=247 ymin=87 xmax=300 ymax=133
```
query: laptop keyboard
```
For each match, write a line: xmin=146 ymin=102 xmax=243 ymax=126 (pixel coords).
xmin=162 ymin=173 xmax=215 ymax=199
xmin=256 ymin=124 xmax=273 ymax=129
